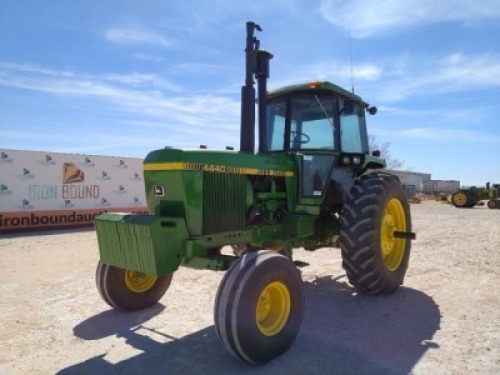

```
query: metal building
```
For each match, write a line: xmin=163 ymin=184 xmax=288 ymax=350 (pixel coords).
xmin=384 ymin=169 xmax=460 ymax=195
xmin=423 ymin=180 xmax=460 ymax=194
xmin=384 ymin=170 xmax=431 ymax=192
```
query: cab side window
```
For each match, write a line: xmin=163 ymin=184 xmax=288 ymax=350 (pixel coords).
xmin=340 ymin=101 xmax=368 ymax=153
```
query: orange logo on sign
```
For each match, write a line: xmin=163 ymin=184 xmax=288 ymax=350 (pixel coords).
xmin=63 ymin=163 xmax=84 ymax=184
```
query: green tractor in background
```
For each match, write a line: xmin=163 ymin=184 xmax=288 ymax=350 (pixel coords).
xmin=94 ymin=22 xmax=415 ymax=364
xmin=486 ymin=183 xmax=500 ymax=209
xmin=451 ymin=182 xmax=500 ymax=209
xmin=451 ymin=187 xmax=482 ymax=208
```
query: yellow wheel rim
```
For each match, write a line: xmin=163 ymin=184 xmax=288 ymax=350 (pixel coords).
xmin=380 ymin=198 xmax=407 ymax=271
xmin=256 ymin=281 xmax=291 ymax=336
xmin=453 ymin=192 xmax=467 ymax=206
xmin=124 ymin=270 xmax=157 ymax=293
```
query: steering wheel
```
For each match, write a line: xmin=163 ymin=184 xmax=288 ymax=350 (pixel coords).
xmin=290 ymin=131 xmax=310 ymax=145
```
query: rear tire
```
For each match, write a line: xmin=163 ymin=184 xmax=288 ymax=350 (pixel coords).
xmin=487 ymin=199 xmax=497 ymax=209
xmin=340 ymin=173 xmax=412 ymax=295
xmin=95 ymin=261 xmax=172 ymax=311
xmin=452 ymin=190 xmax=475 ymax=208
xmin=214 ymin=250 xmax=304 ymax=364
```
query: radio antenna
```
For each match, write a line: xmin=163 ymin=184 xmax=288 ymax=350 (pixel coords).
xmin=349 ymin=30 xmax=355 ymax=94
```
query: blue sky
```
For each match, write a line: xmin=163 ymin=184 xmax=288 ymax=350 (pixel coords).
xmin=1 ymin=0 xmax=499 ymax=186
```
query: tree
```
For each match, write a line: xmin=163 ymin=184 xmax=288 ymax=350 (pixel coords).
xmin=368 ymin=134 xmax=404 ymax=170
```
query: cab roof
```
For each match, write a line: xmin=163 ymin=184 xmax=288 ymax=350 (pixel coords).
xmin=268 ymin=81 xmax=369 ymax=107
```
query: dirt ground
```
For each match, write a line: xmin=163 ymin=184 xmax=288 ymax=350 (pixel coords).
xmin=1 ymin=200 xmax=499 ymax=374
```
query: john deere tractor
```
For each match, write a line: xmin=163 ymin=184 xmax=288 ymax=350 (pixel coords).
xmin=94 ymin=22 xmax=415 ymax=364
xmin=486 ymin=183 xmax=500 ymax=209
xmin=451 ymin=182 xmax=500 ymax=209
xmin=451 ymin=187 xmax=481 ymax=208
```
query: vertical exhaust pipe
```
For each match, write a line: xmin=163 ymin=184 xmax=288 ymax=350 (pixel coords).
xmin=240 ymin=22 xmax=261 ymax=153
xmin=240 ymin=21 xmax=273 ymax=153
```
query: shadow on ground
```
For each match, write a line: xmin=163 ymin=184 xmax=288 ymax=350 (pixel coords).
xmin=60 ymin=275 xmax=440 ymax=375
xmin=73 ymin=304 xmax=167 ymax=341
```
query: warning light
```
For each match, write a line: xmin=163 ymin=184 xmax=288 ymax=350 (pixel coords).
xmin=307 ymin=81 xmax=321 ymax=89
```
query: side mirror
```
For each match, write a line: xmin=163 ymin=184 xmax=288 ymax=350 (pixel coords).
xmin=367 ymin=106 xmax=377 ymax=115
xmin=372 ymin=150 xmax=381 ymax=157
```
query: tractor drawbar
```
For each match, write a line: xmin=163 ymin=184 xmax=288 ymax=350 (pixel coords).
xmin=393 ymin=231 xmax=416 ymax=240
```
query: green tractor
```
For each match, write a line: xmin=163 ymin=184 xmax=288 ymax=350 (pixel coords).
xmin=451 ymin=187 xmax=481 ymax=208
xmin=94 ymin=22 xmax=415 ymax=364
xmin=451 ymin=182 xmax=500 ymax=209
xmin=486 ymin=182 xmax=500 ymax=209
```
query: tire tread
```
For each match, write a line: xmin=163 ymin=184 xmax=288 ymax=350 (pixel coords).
xmin=339 ymin=173 xmax=412 ymax=295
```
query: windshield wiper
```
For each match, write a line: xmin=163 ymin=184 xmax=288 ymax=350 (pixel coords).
xmin=314 ymin=95 xmax=335 ymax=129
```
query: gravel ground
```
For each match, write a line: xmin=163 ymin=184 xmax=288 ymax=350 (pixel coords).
xmin=0 ymin=200 xmax=499 ymax=374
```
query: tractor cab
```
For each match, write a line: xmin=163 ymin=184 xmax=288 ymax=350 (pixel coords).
xmin=263 ymin=81 xmax=368 ymax=155
xmin=239 ymin=24 xmax=383 ymax=207
xmin=260 ymin=81 xmax=384 ymax=205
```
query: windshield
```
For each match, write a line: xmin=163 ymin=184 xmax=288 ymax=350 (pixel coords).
xmin=264 ymin=95 xmax=337 ymax=152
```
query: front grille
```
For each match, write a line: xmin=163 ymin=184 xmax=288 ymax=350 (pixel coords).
xmin=203 ymin=173 xmax=246 ymax=234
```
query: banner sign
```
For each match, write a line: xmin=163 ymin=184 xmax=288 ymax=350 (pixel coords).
xmin=0 ymin=149 xmax=148 ymax=232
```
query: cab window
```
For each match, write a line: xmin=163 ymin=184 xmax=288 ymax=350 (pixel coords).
xmin=340 ymin=101 xmax=368 ymax=153
xmin=264 ymin=95 xmax=338 ymax=152
xmin=265 ymin=98 xmax=286 ymax=151
xmin=290 ymin=95 xmax=336 ymax=151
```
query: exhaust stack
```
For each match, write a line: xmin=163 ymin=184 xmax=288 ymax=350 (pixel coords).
xmin=240 ymin=22 xmax=272 ymax=153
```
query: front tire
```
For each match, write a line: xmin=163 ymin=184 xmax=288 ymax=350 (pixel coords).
xmin=95 ymin=261 xmax=172 ymax=311
xmin=214 ymin=251 xmax=304 ymax=364
xmin=340 ymin=173 xmax=412 ymax=295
